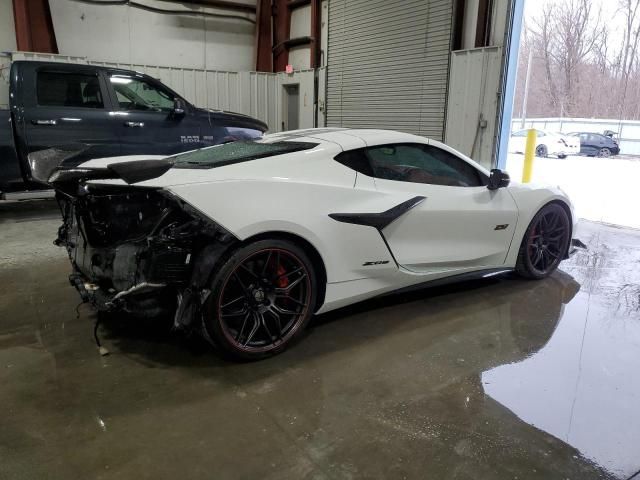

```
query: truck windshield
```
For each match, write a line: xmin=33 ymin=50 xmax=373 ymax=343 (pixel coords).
xmin=171 ymin=141 xmax=318 ymax=169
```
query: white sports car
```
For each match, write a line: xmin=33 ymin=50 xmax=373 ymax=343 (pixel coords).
xmin=37 ymin=128 xmax=581 ymax=360
xmin=509 ymin=129 xmax=580 ymax=158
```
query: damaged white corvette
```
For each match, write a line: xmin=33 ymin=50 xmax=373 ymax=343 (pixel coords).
xmin=36 ymin=128 xmax=582 ymax=360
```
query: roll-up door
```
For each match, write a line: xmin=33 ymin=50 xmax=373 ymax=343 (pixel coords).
xmin=326 ymin=0 xmax=453 ymax=140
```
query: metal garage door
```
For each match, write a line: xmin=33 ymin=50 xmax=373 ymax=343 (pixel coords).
xmin=326 ymin=0 xmax=453 ymax=140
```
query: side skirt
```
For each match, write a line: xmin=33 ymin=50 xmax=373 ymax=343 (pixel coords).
xmin=380 ymin=268 xmax=514 ymax=298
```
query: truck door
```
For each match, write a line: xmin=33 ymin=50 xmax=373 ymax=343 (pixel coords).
xmin=105 ymin=72 xmax=203 ymax=156
xmin=19 ymin=63 xmax=120 ymax=165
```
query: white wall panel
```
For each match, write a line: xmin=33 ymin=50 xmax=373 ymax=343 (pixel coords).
xmin=0 ymin=0 xmax=17 ymax=54
xmin=48 ymin=0 xmax=256 ymax=71
xmin=445 ymin=47 xmax=503 ymax=168
xmin=203 ymin=15 xmax=256 ymax=70
xmin=289 ymin=4 xmax=312 ymax=70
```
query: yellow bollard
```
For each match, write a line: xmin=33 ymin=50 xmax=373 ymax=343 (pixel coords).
xmin=522 ymin=128 xmax=537 ymax=183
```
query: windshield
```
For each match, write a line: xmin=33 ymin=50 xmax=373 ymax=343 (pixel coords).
xmin=171 ymin=141 xmax=318 ymax=169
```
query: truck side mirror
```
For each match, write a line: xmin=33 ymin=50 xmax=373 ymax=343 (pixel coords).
xmin=172 ymin=98 xmax=186 ymax=117
xmin=487 ymin=169 xmax=510 ymax=190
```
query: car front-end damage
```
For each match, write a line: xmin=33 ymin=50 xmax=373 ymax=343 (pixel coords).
xmin=43 ymin=152 xmax=239 ymax=331
xmin=56 ymin=183 xmax=237 ymax=328
xmin=55 ymin=182 xmax=235 ymax=327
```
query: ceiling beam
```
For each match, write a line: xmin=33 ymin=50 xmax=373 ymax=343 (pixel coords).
xmin=161 ymin=0 xmax=257 ymax=14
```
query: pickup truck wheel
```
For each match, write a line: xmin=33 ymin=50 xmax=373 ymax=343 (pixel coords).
xmin=516 ymin=203 xmax=570 ymax=280
xmin=202 ymin=239 xmax=316 ymax=361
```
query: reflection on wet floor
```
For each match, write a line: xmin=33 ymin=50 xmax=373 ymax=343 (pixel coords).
xmin=1 ymin=201 xmax=639 ymax=479
xmin=483 ymin=221 xmax=640 ymax=479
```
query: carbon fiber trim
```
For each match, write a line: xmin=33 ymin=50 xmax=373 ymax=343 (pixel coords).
xmin=328 ymin=196 xmax=426 ymax=231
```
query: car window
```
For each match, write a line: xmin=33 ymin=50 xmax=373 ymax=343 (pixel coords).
xmin=364 ymin=143 xmax=484 ymax=187
xmin=37 ymin=71 xmax=104 ymax=109
xmin=110 ymin=75 xmax=175 ymax=112
xmin=172 ymin=140 xmax=317 ymax=169
xmin=334 ymin=149 xmax=374 ymax=176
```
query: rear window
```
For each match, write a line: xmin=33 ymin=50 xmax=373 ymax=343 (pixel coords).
xmin=171 ymin=141 xmax=317 ymax=169
xmin=37 ymin=71 xmax=104 ymax=109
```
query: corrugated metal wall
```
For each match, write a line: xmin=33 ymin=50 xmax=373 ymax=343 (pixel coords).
xmin=326 ymin=0 xmax=453 ymax=140
xmin=1 ymin=52 xmax=316 ymax=133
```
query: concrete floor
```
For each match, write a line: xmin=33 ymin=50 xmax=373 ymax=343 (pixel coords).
xmin=1 ymin=200 xmax=639 ymax=480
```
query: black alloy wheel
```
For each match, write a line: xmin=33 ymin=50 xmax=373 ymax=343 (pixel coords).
xmin=535 ymin=144 xmax=548 ymax=157
xmin=203 ymin=239 xmax=316 ymax=360
xmin=516 ymin=203 xmax=571 ymax=279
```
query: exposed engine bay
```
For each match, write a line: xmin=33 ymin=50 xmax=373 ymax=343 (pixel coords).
xmin=55 ymin=183 xmax=236 ymax=328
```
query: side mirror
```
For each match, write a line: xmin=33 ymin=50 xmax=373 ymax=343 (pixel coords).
xmin=487 ymin=169 xmax=510 ymax=190
xmin=172 ymin=98 xmax=186 ymax=117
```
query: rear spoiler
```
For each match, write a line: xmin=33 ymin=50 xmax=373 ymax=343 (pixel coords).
xmin=28 ymin=146 xmax=172 ymax=186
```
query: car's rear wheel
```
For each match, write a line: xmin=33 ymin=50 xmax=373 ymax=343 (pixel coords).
xmin=515 ymin=203 xmax=571 ymax=279
xmin=203 ymin=239 xmax=316 ymax=361
xmin=558 ymin=154 xmax=567 ymax=159
xmin=598 ymin=147 xmax=611 ymax=158
xmin=535 ymin=144 xmax=548 ymax=157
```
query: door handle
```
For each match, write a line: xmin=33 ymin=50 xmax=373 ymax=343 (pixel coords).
xmin=124 ymin=121 xmax=145 ymax=128
xmin=32 ymin=119 xmax=57 ymax=126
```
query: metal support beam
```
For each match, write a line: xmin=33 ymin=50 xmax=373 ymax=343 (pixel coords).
xmin=255 ymin=0 xmax=273 ymax=71
xmin=273 ymin=35 xmax=313 ymax=52
xmin=273 ymin=0 xmax=292 ymax=72
xmin=287 ymin=0 xmax=310 ymax=9
xmin=310 ymin=0 xmax=320 ymax=68
xmin=174 ymin=0 xmax=257 ymax=13
xmin=12 ymin=0 xmax=58 ymax=53
xmin=452 ymin=0 xmax=466 ymax=51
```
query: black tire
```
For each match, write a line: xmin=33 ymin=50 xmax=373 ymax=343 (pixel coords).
xmin=598 ymin=147 xmax=611 ymax=158
xmin=535 ymin=144 xmax=548 ymax=157
xmin=558 ymin=154 xmax=567 ymax=159
xmin=515 ymin=203 xmax=571 ymax=280
xmin=202 ymin=239 xmax=317 ymax=361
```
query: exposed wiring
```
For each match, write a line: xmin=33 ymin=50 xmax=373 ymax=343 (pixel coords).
xmin=94 ymin=316 xmax=110 ymax=356
xmin=70 ymin=0 xmax=256 ymax=24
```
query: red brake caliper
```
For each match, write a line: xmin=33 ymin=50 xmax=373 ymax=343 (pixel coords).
xmin=276 ymin=264 xmax=289 ymax=289
xmin=530 ymin=226 xmax=536 ymax=250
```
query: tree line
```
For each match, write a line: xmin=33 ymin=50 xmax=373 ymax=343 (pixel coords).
xmin=514 ymin=0 xmax=640 ymax=120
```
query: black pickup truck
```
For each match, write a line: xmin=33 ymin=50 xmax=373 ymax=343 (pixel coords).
xmin=0 ymin=60 xmax=267 ymax=199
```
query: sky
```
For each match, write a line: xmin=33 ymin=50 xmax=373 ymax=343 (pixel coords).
xmin=524 ymin=0 xmax=618 ymax=19
xmin=523 ymin=0 xmax=627 ymax=47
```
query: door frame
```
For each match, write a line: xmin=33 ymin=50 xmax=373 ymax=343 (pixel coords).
xmin=495 ymin=0 xmax=526 ymax=169
xmin=281 ymin=83 xmax=300 ymax=131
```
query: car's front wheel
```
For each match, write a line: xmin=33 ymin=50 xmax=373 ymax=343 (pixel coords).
xmin=515 ymin=203 xmax=571 ymax=279
xmin=535 ymin=144 xmax=548 ymax=157
xmin=203 ymin=239 xmax=317 ymax=361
